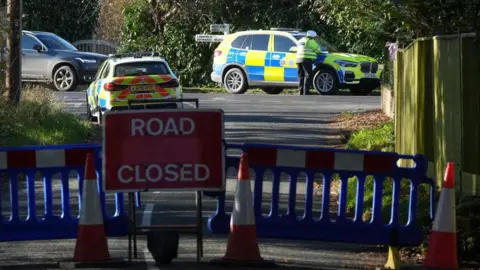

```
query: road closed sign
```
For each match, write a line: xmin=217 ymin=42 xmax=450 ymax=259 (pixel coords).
xmin=102 ymin=109 xmax=225 ymax=193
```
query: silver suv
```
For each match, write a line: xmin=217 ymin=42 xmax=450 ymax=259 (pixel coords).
xmin=17 ymin=30 xmax=108 ymax=91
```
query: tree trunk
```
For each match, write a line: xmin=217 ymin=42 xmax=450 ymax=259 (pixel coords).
xmin=5 ymin=0 xmax=22 ymax=104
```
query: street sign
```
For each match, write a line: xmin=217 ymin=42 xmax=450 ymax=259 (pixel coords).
xmin=195 ymin=34 xmax=225 ymax=42
xmin=102 ymin=109 xmax=225 ymax=193
xmin=210 ymin=24 xmax=229 ymax=34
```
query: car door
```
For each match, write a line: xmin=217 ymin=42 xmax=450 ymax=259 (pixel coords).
xmin=21 ymin=33 xmax=52 ymax=80
xmin=95 ymin=62 xmax=111 ymax=108
xmin=238 ymin=34 xmax=270 ymax=81
xmin=266 ymin=34 xmax=299 ymax=82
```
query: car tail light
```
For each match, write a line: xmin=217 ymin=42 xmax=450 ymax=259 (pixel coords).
xmin=104 ymin=82 xmax=116 ymax=91
xmin=214 ymin=50 xmax=222 ymax=57
xmin=159 ymin=79 xmax=179 ymax=88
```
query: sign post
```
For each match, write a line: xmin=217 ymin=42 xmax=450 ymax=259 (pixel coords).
xmin=195 ymin=23 xmax=230 ymax=43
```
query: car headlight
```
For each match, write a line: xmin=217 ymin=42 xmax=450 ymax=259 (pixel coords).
xmin=334 ymin=60 xmax=358 ymax=67
xmin=76 ymin=58 xmax=98 ymax=64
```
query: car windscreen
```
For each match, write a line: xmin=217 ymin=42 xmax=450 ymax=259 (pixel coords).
xmin=114 ymin=61 xmax=170 ymax=77
xmin=293 ymin=34 xmax=335 ymax=53
xmin=35 ymin=34 xmax=78 ymax=51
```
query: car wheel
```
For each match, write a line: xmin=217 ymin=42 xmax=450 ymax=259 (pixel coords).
xmin=85 ymin=93 xmax=97 ymax=122
xmin=223 ymin=68 xmax=248 ymax=94
xmin=313 ymin=68 xmax=338 ymax=95
xmin=262 ymin=87 xmax=284 ymax=95
xmin=53 ymin=65 xmax=78 ymax=92
xmin=96 ymin=97 xmax=103 ymax=124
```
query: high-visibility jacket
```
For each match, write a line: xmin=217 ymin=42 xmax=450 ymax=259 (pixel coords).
xmin=296 ymin=37 xmax=322 ymax=62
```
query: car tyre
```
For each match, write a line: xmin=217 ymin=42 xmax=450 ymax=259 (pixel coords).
xmin=53 ymin=65 xmax=78 ymax=92
xmin=96 ymin=97 xmax=103 ymax=125
xmin=223 ymin=68 xmax=248 ymax=94
xmin=262 ymin=87 xmax=284 ymax=95
xmin=313 ymin=68 xmax=338 ymax=95
xmin=86 ymin=93 xmax=97 ymax=122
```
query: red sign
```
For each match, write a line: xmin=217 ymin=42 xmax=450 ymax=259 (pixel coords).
xmin=102 ymin=109 xmax=225 ymax=193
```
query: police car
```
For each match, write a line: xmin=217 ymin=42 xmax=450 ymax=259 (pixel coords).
xmin=85 ymin=52 xmax=183 ymax=124
xmin=211 ymin=28 xmax=383 ymax=95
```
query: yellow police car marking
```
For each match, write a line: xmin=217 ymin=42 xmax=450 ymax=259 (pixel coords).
xmin=245 ymin=51 xmax=267 ymax=66
xmin=285 ymin=54 xmax=297 ymax=68
xmin=265 ymin=66 xmax=284 ymax=81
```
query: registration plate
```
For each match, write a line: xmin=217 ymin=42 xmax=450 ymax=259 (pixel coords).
xmin=130 ymin=85 xmax=155 ymax=93
xmin=365 ymin=73 xmax=376 ymax=78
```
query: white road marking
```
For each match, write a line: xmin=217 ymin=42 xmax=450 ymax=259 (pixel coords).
xmin=73 ymin=103 xmax=82 ymax=108
xmin=141 ymin=203 xmax=154 ymax=226
xmin=212 ymin=97 xmax=226 ymax=101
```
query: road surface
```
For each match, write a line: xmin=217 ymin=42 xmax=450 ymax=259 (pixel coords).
xmin=0 ymin=92 xmax=388 ymax=269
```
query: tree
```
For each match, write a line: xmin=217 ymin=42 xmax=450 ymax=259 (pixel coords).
xmin=22 ymin=0 xmax=100 ymax=42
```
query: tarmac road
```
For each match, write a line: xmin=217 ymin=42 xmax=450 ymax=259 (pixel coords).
xmin=0 ymin=92 xmax=387 ymax=269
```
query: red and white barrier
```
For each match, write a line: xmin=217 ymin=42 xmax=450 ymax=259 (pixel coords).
xmin=0 ymin=148 xmax=95 ymax=169
xmin=248 ymin=147 xmax=395 ymax=173
xmin=423 ymin=162 xmax=458 ymax=269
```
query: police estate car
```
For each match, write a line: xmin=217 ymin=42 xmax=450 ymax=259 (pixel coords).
xmin=211 ymin=28 xmax=383 ymax=95
xmin=85 ymin=52 xmax=183 ymax=124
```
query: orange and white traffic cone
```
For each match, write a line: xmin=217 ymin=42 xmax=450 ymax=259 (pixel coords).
xmin=423 ymin=162 xmax=458 ymax=270
xmin=210 ymin=152 xmax=275 ymax=267
xmin=73 ymin=153 xmax=111 ymax=262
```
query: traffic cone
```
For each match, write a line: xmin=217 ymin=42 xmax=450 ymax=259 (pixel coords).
xmin=423 ymin=162 xmax=458 ymax=269
xmin=210 ymin=152 xmax=275 ymax=267
xmin=73 ymin=153 xmax=111 ymax=262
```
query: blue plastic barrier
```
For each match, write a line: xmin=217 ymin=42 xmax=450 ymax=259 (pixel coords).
xmin=204 ymin=143 xmax=436 ymax=247
xmin=0 ymin=144 xmax=141 ymax=242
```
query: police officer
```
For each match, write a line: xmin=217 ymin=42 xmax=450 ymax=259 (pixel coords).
xmin=296 ymin=30 xmax=322 ymax=95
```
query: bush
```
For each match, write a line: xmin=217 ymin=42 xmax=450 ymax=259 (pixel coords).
xmin=0 ymin=86 xmax=95 ymax=147
xmin=457 ymin=195 xmax=480 ymax=263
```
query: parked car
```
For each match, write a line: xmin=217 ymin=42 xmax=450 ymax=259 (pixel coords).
xmin=19 ymin=30 xmax=108 ymax=91
xmin=85 ymin=52 xmax=183 ymax=124
xmin=211 ymin=28 xmax=383 ymax=95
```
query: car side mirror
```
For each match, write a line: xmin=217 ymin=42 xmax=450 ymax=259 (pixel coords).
xmin=173 ymin=70 xmax=179 ymax=77
xmin=32 ymin=45 xmax=43 ymax=52
xmin=83 ymin=75 xmax=94 ymax=83
xmin=289 ymin=46 xmax=297 ymax=53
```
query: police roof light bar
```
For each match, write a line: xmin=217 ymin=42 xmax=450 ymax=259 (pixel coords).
xmin=108 ymin=52 xmax=162 ymax=59
xmin=270 ymin=27 xmax=302 ymax=32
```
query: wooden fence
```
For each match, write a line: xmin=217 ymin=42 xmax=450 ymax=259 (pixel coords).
xmin=395 ymin=33 xmax=480 ymax=195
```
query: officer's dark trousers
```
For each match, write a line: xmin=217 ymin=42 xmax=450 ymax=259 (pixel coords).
xmin=297 ymin=59 xmax=313 ymax=95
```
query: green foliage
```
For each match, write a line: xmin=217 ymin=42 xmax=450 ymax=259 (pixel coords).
xmin=310 ymin=0 xmax=400 ymax=60
xmin=0 ymin=86 xmax=94 ymax=147
xmin=119 ymin=0 xmax=328 ymax=87
xmin=23 ymin=0 xmax=99 ymax=42
xmin=457 ymin=195 xmax=480 ymax=263
xmin=346 ymin=120 xmax=395 ymax=152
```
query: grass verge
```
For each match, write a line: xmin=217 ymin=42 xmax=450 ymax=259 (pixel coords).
xmin=0 ymin=85 xmax=95 ymax=147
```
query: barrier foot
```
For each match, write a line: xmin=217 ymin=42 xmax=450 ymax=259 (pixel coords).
xmin=58 ymin=258 xmax=130 ymax=269
xmin=209 ymin=258 xmax=277 ymax=268
xmin=384 ymin=246 xmax=402 ymax=269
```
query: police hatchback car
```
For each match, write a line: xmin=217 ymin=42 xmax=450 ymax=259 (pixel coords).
xmin=211 ymin=28 xmax=383 ymax=95
xmin=85 ymin=52 xmax=183 ymax=124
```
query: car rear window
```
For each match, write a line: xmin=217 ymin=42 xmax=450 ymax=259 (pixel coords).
xmin=114 ymin=61 xmax=170 ymax=77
